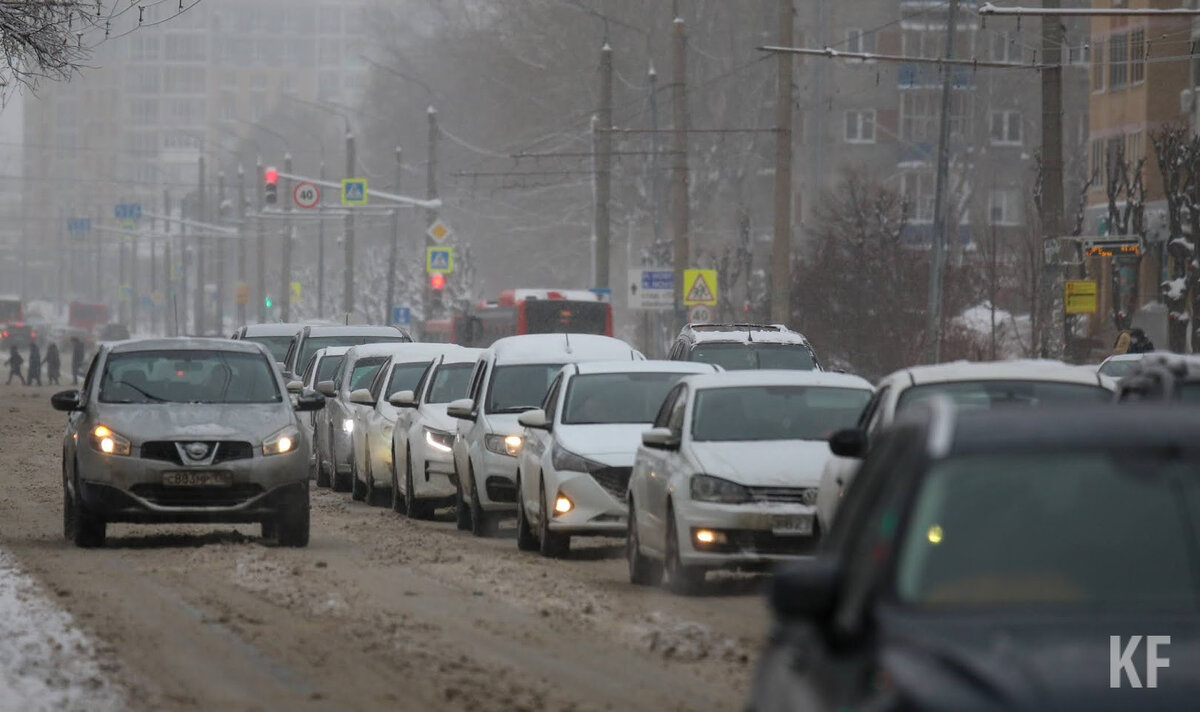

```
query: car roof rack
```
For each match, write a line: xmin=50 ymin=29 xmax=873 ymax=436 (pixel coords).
xmin=687 ymin=323 xmax=788 ymax=332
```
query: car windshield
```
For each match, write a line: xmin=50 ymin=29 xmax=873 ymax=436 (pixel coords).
xmin=246 ymin=335 xmax=294 ymax=362
xmin=315 ymin=355 xmax=344 ymax=385
xmin=487 ymin=364 xmax=564 ymax=414
xmin=428 ymin=363 xmax=474 ymax=404
xmin=386 ymin=362 xmax=431 ymax=399
xmin=562 ymin=372 xmax=694 ymax=424
xmin=689 ymin=343 xmax=816 ymax=371
xmin=895 ymin=452 xmax=1200 ymax=608
xmin=691 ymin=385 xmax=871 ymax=441
xmin=897 ymin=380 xmax=1110 ymax=411
xmin=298 ymin=334 xmax=407 ymax=375
xmin=99 ymin=350 xmax=281 ymax=404
xmin=344 ymin=357 xmax=387 ymax=394
xmin=1099 ymin=358 xmax=1142 ymax=380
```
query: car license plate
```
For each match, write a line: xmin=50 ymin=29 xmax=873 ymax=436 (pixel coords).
xmin=772 ymin=514 xmax=813 ymax=536
xmin=162 ymin=471 xmax=232 ymax=487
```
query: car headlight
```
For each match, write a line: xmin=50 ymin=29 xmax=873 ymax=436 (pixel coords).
xmin=263 ymin=426 xmax=301 ymax=456
xmin=341 ymin=418 xmax=355 ymax=434
xmin=551 ymin=442 xmax=604 ymax=474
xmin=690 ymin=474 xmax=753 ymax=504
xmin=484 ymin=433 xmax=523 ymax=457
xmin=89 ymin=425 xmax=131 ymax=456
xmin=424 ymin=427 xmax=454 ymax=453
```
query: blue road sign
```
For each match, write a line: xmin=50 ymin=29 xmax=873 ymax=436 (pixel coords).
xmin=341 ymin=178 xmax=368 ymax=206
xmin=426 ymin=246 xmax=454 ymax=274
xmin=114 ymin=203 xmax=142 ymax=221
xmin=641 ymin=269 xmax=673 ymax=291
xmin=391 ymin=306 xmax=412 ymax=326
xmin=67 ymin=218 xmax=92 ymax=236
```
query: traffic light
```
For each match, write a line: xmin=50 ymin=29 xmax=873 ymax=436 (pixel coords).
xmin=264 ymin=295 xmax=273 ymax=309
xmin=265 ymin=166 xmax=279 ymax=205
xmin=430 ymin=273 xmax=445 ymax=311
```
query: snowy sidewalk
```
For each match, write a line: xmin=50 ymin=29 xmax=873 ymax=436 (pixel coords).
xmin=0 ymin=548 xmax=124 ymax=711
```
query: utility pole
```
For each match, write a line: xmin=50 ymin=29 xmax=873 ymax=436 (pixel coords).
xmin=648 ymin=62 xmax=663 ymax=247
xmin=770 ymin=0 xmax=794 ymax=324
xmin=317 ymin=161 xmax=326 ymax=319
xmin=130 ymin=223 xmax=140 ymax=332
xmin=236 ymin=164 xmax=247 ymax=327
xmin=256 ymin=159 xmax=267 ymax=323
xmin=594 ymin=42 xmax=614 ymax=289
xmin=386 ymin=146 xmax=402 ymax=325
xmin=215 ymin=170 xmax=226 ymax=333
xmin=163 ymin=190 xmax=173 ymax=336
xmin=1042 ymin=0 xmax=1066 ymax=359
xmin=424 ymin=106 xmax=439 ymax=323
xmin=670 ymin=17 xmax=690 ymax=321
xmin=343 ymin=130 xmax=357 ymax=319
xmin=281 ymin=152 xmax=294 ymax=322
xmin=923 ymin=0 xmax=959 ymax=364
xmin=149 ymin=210 xmax=157 ymax=334
xmin=195 ymin=155 xmax=206 ymax=335
xmin=181 ymin=197 xmax=190 ymax=335
xmin=118 ymin=231 xmax=128 ymax=326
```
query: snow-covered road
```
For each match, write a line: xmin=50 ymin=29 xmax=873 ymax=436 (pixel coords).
xmin=0 ymin=548 xmax=124 ymax=711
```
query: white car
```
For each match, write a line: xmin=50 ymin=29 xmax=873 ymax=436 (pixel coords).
xmin=626 ymin=370 xmax=874 ymax=594
xmin=1097 ymin=352 xmax=1148 ymax=383
xmin=389 ymin=349 xmax=483 ymax=518
xmin=347 ymin=344 xmax=464 ymax=505
xmin=814 ymin=360 xmax=1117 ymax=533
xmin=232 ymin=322 xmax=307 ymax=366
xmin=296 ymin=345 xmax=350 ymax=484
xmin=448 ymin=334 xmax=643 ymax=537
xmin=513 ymin=360 xmax=719 ymax=557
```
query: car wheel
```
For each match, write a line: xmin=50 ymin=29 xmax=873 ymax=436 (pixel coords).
xmin=665 ymin=505 xmax=704 ymax=595
xmin=261 ymin=520 xmax=277 ymax=540
xmin=454 ymin=471 xmax=471 ymax=531
xmin=71 ymin=480 xmax=105 ymax=549
xmin=330 ymin=431 xmax=351 ymax=493
xmin=62 ymin=461 xmax=75 ymax=541
xmin=538 ymin=480 xmax=569 ymax=558
xmin=366 ymin=462 xmax=389 ymax=508
xmin=276 ymin=483 xmax=310 ymax=548
xmin=404 ymin=451 xmax=433 ymax=520
xmin=390 ymin=451 xmax=405 ymax=514
xmin=350 ymin=456 xmax=367 ymax=502
xmin=469 ymin=463 xmax=498 ymax=538
xmin=514 ymin=475 xmax=538 ymax=552
xmin=316 ymin=449 xmax=331 ymax=488
xmin=627 ymin=499 xmax=663 ymax=586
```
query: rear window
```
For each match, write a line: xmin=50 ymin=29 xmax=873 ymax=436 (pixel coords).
xmin=523 ymin=301 xmax=608 ymax=335
xmin=689 ymin=343 xmax=816 ymax=371
xmin=897 ymin=380 xmax=1110 ymax=412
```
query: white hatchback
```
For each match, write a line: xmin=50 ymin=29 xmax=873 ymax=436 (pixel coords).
xmin=513 ymin=360 xmax=719 ymax=557
xmin=626 ymin=370 xmax=874 ymax=594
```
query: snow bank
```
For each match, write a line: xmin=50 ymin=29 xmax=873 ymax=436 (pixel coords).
xmin=0 ymin=549 xmax=124 ymax=712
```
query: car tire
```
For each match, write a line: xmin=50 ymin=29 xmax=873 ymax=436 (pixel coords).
xmin=71 ymin=483 xmax=105 ymax=549
xmin=404 ymin=451 xmax=433 ymax=520
xmin=538 ymin=480 xmax=569 ymax=558
xmin=469 ymin=463 xmax=498 ymax=538
xmin=330 ymin=431 xmax=351 ymax=493
xmin=276 ymin=483 xmax=310 ymax=548
xmin=350 ymin=457 xmax=367 ymax=502
xmin=514 ymin=476 xmax=538 ymax=552
xmin=627 ymin=499 xmax=663 ymax=586
xmin=454 ymin=473 xmax=471 ymax=531
xmin=665 ymin=505 xmax=704 ymax=595
xmin=316 ymin=452 xmax=331 ymax=488
xmin=261 ymin=520 xmax=277 ymax=540
xmin=61 ymin=462 xmax=74 ymax=541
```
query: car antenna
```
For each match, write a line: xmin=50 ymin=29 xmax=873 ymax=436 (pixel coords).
xmin=747 ymin=327 xmax=753 ymax=343
xmin=564 ymin=332 xmax=572 ymax=353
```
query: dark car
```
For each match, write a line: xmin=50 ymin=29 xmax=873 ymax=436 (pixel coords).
xmin=1114 ymin=352 xmax=1200 ymax=403
xmin=1 ymin=322 xmax=36 ymax=349
xmin=667 ymin=323 xmax=820 ymax=371
xmin=750 ymin=402 xmax=1200 ymax=711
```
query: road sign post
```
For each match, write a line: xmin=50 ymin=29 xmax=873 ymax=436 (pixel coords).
xmin=426 ymin=246 xmax=454 ymax=274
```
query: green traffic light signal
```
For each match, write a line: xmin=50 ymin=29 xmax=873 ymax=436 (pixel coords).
xmin=265 ymin=296 xmax=273 ymax=308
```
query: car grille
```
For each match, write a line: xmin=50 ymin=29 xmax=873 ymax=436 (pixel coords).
xmin=589 ymin=466 xmax=632 ymax=500
xmin=484 ymin=476 xmax=517 ymax=503
xmin=748 ymin=486 xmax=818 ymax=506
xmin=129 ymin=483 xmax=264 ymax=508
xmin=140 ymin=441 xmax=255 ymax=466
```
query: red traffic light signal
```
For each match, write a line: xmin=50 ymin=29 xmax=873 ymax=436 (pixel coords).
xmin=264 ymin=167 xmax=279 ymax=184
xmin=264 ymin=167 xmax=279 ymax=204
xmin=430 ymin=273 xmax=446 ymax=290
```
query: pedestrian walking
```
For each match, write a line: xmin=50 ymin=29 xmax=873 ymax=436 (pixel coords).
xmin=26 ymin=342 xmax=42 ymax=386
xmin=45 ymin=342 xmax=61 ymax=385
xmin=6 ymin=344 xmax=24 ymax=385
xmin=1128 ymin=327 xmax=1156 ymax=354
xmin=1112 ymin=330 xmax=1131 ymax=355
xmin=71 ymin=336 xmax=85 ymax=385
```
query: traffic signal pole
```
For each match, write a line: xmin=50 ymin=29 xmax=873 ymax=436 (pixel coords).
xmin=424 ymin=107 xmax=439 ymax=324
xmin=343 ymin=130 xmax=356 ymax=319
xmin=196 ymin=155 xmax=206 ymax=335
xmin=281 ymin=153 xmax=294 ymax=322
xmin=317 ymin=161 xmax=326 ymax=319
xmin=237 ymin=164 xmax=247 ymax=327
xmin=215 ymin=170 xmax=226 ymax=334
xmin=256 ymin=159 xmax=267 ymax=323
xmin=386 ymin=146 xmax=401 ymax=326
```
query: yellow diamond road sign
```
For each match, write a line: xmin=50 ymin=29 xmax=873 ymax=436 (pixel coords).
xmin=683 ymin=269 xmax=718 ymax=307
xmin=427 ymin=219 xmax=452 ymax=243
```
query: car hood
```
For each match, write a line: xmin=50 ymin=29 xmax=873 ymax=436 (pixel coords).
xmin=688 ymin=440 xmax=830 ymax=487
xmin=95 ymin=403 xmax=294 ymax=443
xmin=554 ymin=423 xmax=652 ymax=465
xmin=418 ymin=405 xmax=455 ymax=434
xmin=881 ymin=610 xmax=1200 ymax=711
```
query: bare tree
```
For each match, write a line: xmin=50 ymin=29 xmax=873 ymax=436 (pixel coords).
xmin=0 ymin=2 xmax=99 ymax=92
xmin=1151 ymin=125 xmax=1198 ymax=353
xmin=1103 ymin=138 xmax=1146 ymax=331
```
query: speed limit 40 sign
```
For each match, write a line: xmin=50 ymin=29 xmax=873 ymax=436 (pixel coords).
xmin=294 ymin=182 xmax=321 ymax=209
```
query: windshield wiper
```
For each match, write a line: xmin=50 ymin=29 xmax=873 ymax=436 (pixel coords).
xmin=117 ymin=382 xmax=167 ymax=403
xmin=492 ymin=405 xmax=538 ymax=414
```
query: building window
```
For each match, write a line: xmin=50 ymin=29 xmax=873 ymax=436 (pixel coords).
xmin=1109 ymin=33 xmax=1128 ymax=89
xmin=1090 ymin=139 xmax=1104 ymax=184
xmin=1130 ymin=28 xmax=1145 ymax=84
xmin=989 ymin=110 xmax=1022 ymax=145
xmin=991 ymin=32 xmax=1021 ymax=63
xmin=1092 ymin=40 xmax=1105 ymax=92
xmin=846 ymin=28 xmax=876 ymax=55
xmin=988 ymin=189 xmax=1021 ymax=226
xmin=1068 ymin=41 xmax=1089 ymax=66
xmin=1127 ymin=131 xmax=1144 ymax=163
xmin=844 ymin=110 xmax=876 ymax=143
xmin=901 ymin=91 xmax=967 ymax=143
xmin=901 ymin=171 xmax=936 ymax=223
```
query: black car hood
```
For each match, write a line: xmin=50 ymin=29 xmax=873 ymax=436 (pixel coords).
xmin=879 ymin=607 xmax=1200 ymax=712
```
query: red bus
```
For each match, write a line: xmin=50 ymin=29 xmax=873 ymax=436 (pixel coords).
xmin=0 ymin=296 xmax=21 ymax=325
xmin=69 ymin=302 xmax=110 ymax=332
xmin=428 ymin=289 xmax=613 ymax=348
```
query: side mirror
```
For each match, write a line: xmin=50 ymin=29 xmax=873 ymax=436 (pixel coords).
xmin=295 ymin=390 xmax=326 ymax=412
xmin=286 ymin=380 xmax=304 ymax=393
xmin=446 ymin=398 xmax=476 ymax=421
xmin=641 ymin=427 xmax=679 ymax=450
xmin=50 ymin=390 xmax=83 ymax=412
xmin=349 ymin=388 xmax=375 ymax=406
xmin=316 ymin=380 xmax=337 ymax=398
xmin=517 ymin=408 xmax=550 ymax=430
xmin=388 ymin=390 xmax=418 ymax=408
xmin=771 ymin=557 xmax=841 ymax=621
xmin=829 ymin=428 xmax=867 ymax=459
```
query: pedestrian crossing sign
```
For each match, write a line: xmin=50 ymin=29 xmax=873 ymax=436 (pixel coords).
xmin=341 ymin=178 xmax=368 ymax=206
xmin=426 ymin=246 xmax=454 ymax=274
xmin=683 ymin=269 xmax=718 ymax=306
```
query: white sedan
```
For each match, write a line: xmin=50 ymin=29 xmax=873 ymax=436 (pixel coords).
xmin=513 ymin=360 xmax=718 ymax=557
xmin=626 ymin=370 xmax=874 ymax=594
xmin=390 ymin=349 xmax=482 ymax=518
